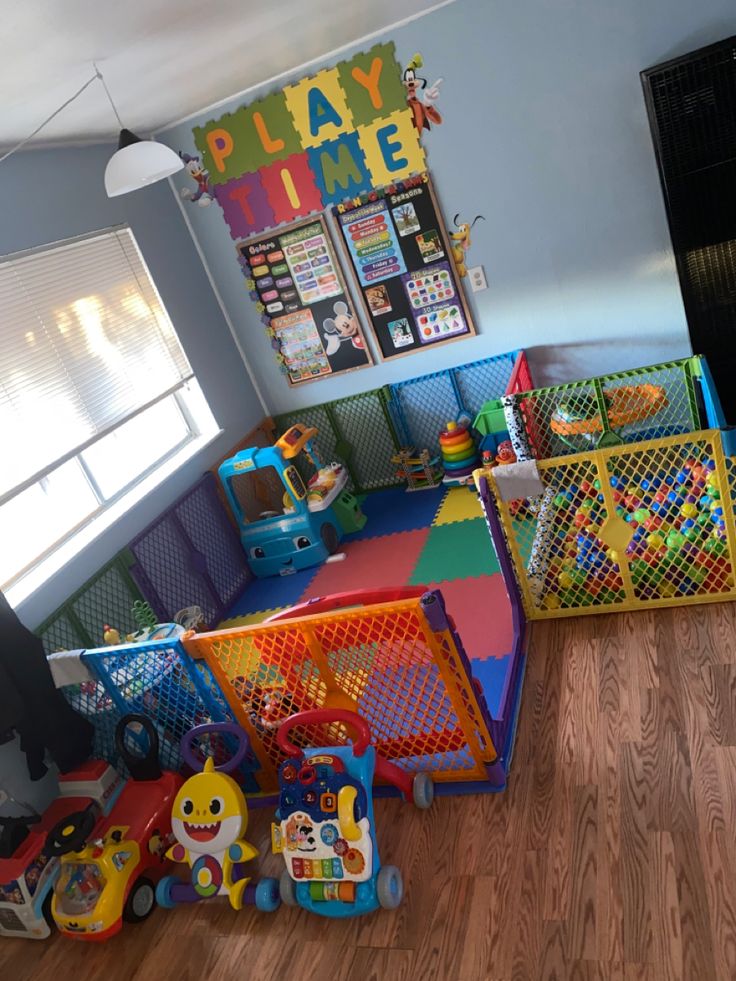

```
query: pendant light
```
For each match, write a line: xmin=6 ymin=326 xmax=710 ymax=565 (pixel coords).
xmin=0 ymin=64 xmax=184 ymax=196
xmin=98 ymin=66 xmax=184 ymax=197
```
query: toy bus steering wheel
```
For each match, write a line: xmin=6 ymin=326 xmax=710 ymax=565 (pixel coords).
xmin=115 ymin=713 xmax=162 ymax=782
xmin=181 ymin=722 xmax=251 ymax=774
xmin=276 ymin=709 xmax=372 ymax=758
xmin=46 ymin=807 xmax=98 ymax=857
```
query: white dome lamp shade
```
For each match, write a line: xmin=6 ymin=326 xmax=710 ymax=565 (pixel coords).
xmin=104 ymin=128 xmax=184 ymax=197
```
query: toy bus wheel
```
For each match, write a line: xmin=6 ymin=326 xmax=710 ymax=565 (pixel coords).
xmin=255 ymin=877 xmax=281 ymax=912
xmin=124 ymin=877 xmax=156 ymax=923
xmin=155 ymin=875 xmax=179 ymax=909
xmin=376 ymin=865 xmax=403 ymax=910
xmin=279 ymin=869 xmax=298 ymax=907
xmin=321 ymin=523 xmax=340 ymax=554
xmin=412 ymin=772 xmax=434 ymax=809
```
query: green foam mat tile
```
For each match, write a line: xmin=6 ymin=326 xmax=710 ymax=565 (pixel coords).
xmin=409 ymin=518 xmax=500 ymax=584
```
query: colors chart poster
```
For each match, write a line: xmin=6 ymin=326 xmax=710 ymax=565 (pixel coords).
xmin=239 ymin=216 xmax=371 ymax=385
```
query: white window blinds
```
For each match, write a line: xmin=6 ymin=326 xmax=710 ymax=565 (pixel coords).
xmin=0 ymin=227 xmax=193 ymax=498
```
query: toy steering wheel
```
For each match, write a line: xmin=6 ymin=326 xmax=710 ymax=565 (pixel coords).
xmin=277 ymin=709 xmax=372 ymax=758
xmin=115 ymin=714 xmax=161 ymax=782
xmin=46 ymin=807 xmax=97 ymax=857
xmin=181 ymin=722 xmax=251 ymax=774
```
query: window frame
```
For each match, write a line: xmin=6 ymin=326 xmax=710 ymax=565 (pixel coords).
xmin=0 ymin=225 xmax=218 ymax=595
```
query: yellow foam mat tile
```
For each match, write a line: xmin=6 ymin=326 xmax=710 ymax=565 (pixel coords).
xmin=217 ymin=608 xmax=284 ymax=629
xmin=432 ymin=486 xmax=483 ymax=526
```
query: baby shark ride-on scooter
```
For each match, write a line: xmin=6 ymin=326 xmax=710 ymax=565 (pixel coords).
xmin=155 ymin=723 xmax=280 ymax=913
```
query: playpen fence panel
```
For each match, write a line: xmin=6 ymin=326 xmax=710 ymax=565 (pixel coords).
xmin=390 ymin=372 xmax=460 ymax=455
xmin=37 ymin=611 xmax=90 ymax=656
xmin=492 ymin=429 xmax=736 ymax=619
xmin=68 ymin=559 xmax=144 ymax=649
xmin=185 ymin=595 xmax=497 ymax=791
xmin=173 ymin=476 xmax=250 ymax=611
xmin=454 ymin=352 xmax=517 ymax=419
xmin=84 ymin=639 xmax=259 ymax=787
xmin=328 ymin=391 xmax=401 ymax=491
xmin=506 ymin=357 xmax=703 ymax=462
xmin=129 ymin=515 xmax=220 ymax=626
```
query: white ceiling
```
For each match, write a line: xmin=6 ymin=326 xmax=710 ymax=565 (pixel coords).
xmin=0 ymin=0 xmax=453 ymax=149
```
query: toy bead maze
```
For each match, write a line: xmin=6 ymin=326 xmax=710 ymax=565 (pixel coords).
xmin=183 ymin=587 xmax=510 ymax=796
xmin=488 ymin=429 xmax=736 ymax=619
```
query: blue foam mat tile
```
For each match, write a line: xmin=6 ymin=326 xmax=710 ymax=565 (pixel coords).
xmin=470 ymin=655 xmax=511 ymax=719
xmin=222 ymin=566 xmax=319 ymax=619
xmin=346 ymin=485 xmax=446 ymax=541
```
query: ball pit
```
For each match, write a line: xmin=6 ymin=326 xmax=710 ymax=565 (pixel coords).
xmin=537 ymin=451 xmax=734 ymax=610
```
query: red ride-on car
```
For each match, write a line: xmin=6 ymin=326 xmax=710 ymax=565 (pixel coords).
xmin=48 ymin=715 xmax=183 ymax=941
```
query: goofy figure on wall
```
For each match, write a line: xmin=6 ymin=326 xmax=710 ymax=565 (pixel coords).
xmin=402 ymin=53 xmax=443 ymax=133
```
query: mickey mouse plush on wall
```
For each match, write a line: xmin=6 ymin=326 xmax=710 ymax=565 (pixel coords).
xmin=322 ymin=301 xmax=364 ymax=356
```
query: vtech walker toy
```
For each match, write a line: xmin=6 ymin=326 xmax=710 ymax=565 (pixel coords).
xmin=156 ymin=723 xmax=280 ymax=913
xmin=272 ymin=709 xmax=433 ymax=917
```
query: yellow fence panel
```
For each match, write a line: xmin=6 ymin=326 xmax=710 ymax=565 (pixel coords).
xmin=489 ymin=430 xmax=736 ymax=619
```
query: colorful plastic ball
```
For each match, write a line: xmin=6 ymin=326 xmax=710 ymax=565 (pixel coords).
xmin=676 ymin=469 xmax=689 ymax=484
xmin=593 ymin=479 xmax=602 ymax=490
xmin=681 ymin=503 xmax=698 ymax=519
xmin=633 ymin=508 xmax=651 ymax=523
xmin=666 ymin=531 xmax=686 ymax=549
xmin=543 ymin=593 xmax=561 ymax=610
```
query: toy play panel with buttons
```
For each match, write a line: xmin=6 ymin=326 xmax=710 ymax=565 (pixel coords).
xmin=272 ymin=754 xmax=373 ymax=884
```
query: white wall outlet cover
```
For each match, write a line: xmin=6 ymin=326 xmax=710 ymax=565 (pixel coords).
xmin=468 ymin=265 xmax=488 ymax=292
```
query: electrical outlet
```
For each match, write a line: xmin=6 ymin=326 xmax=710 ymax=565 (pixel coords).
xmin=468 ymin=265 xmax=487 ymax=293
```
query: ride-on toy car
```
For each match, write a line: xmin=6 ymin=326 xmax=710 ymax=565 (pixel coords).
xmin=0 ymin=761 xmax=122 ymax=940
xmin=272 ymin=709 xmax=433 ymax=917
xmin=49 ymin=715 xmax=182 ymax=941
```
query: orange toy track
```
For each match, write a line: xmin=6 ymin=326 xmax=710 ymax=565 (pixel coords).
xmin=550 ymin=383 xmax=668 ymax=437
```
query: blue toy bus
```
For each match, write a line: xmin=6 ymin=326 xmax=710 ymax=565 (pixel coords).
xmin=218 ymin=425 xmax=365 ymax=579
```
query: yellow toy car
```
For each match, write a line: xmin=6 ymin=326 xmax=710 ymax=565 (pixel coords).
xmin=49 ymin=715 xmax=182 ymax=941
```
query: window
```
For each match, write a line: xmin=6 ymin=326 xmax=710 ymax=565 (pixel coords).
xmin=0 ymin=227 xmax=218 ymax=593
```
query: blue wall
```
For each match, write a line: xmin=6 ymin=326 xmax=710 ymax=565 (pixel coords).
xmin=1 ymin=144 xmax=264 ymax=626
xmin=158 ymin=0 xmax=736 ymax=413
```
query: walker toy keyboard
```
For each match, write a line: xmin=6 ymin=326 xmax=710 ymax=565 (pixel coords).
xmin=272 ymin=753 xmax=373 ymax=901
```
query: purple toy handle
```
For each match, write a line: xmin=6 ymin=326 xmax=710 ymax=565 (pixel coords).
xmin=181 ymin=722 xmax=251 ymax=774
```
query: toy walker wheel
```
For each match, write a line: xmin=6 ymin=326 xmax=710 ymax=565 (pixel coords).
xmin=279 ymin=869 xmax=298 ymax=907
xmin=155 ymin=875 xmax=179 ymax=910
xmin=412 ymin=772 xmax=434 ymax=810
xmin=376 ymin=865 xmax=403 ymax=910
xmin=255 ymin=877 xmax=281 ymax=912
xmin=124 ymin=877 xmax=156 ymax=923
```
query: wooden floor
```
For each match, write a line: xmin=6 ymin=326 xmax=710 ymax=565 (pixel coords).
xmin=5 ymin=602 xmax=736 ymax=980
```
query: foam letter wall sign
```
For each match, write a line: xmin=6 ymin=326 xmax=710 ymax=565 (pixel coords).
xmin=191 ymin=42 xmax=425 ymax=239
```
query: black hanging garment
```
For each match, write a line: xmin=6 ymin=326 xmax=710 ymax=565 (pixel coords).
xmin=0 ymin=591 xmax=94 ymax=778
